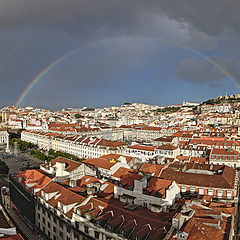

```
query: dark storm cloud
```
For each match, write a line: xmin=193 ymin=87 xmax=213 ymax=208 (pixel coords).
xmin=156 ymin=0 xmax=240 ymax=36
xmin=0 ymin=0 xmax=239 ymax=107
xmin=0 ymin=0 xmax=240 ymax=37
xmin=175 ymin=56 xmax=240 ymax=84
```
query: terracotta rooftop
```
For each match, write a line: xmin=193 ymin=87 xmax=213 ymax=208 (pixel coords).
xmin=83 ymin=158 xmax=116 ymax=170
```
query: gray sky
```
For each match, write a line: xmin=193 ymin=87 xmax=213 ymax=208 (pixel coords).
xmin=0 ymin=0 xmax=240 ymax=108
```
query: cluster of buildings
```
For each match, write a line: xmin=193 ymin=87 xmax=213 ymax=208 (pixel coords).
xmin=9 ymin=153 xmax=237 ymax=240
xmin=2 ymin=96 xmax=240 ymax=239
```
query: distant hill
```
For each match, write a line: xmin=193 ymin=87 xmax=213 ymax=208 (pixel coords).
xmin=201 ymin=94 xmax=240 ymax=105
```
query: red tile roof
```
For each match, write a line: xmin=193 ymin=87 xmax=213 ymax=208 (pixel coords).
xmin=211 ymin=148 xmax=239 ymax=156
xmin=128 ymin=145 xmax=157 ymax=152
xmin=139 ymin=163 xmax=164 ymax=177
xmin=83 ymin=158 xmax=116 ymax=170
xmin=42 ymin=157 xmax=81 ymax=172
xmin=157 ymin=144 xmax=177 ymax=150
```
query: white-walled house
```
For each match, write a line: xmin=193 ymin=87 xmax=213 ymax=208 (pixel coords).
xmin=125 ymin=145 xmax=157 ymax=161
xmin=114 ymin=172 xmax=180 ymax=212
xmin=155 ymin=144 xmax=180 ymax=158
xmin=40 ymin=157 xmax=96 ymax=185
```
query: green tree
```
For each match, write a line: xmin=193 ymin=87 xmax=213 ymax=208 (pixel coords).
xmin=17 ymin=129 xmax=25 ymax=137
xmin=0 ymin=160 xmax=9 ymax=174
xmin=75 ymin=114 xmax=83 ymax=118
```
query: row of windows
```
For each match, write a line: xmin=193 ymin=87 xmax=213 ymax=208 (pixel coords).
xmin=126 ymin=149 xmax=154 ymax=156
xmin=181 ymin=187 xmax=232 ymax=197
xmin=211 ymin=155 xmax=237 ymax=160
xmin=38 ymin=210 xmax=74 ymax=240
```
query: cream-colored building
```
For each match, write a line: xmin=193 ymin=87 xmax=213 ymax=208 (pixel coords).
xmin=21 ymin=130 xmax=127 ymax=159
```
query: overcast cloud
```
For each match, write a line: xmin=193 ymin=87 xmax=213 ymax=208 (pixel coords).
xmin=0 ymin=0 xmax=239 ymax=107
xmin=175 ymin=56 xmax=240 ymax=84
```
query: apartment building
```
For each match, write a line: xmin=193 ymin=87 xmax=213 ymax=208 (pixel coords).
xmin=153 ymin=136 xmax=178 ymax=146
xmin=169 ymin=202 xmax=234 ymax=240
xmin=10 ymin=168 xmax=178 ymax=240
xmin=40 ymin=157 xmax=96 ymax=185
xmin=0 ymin=129 xmax=9 ymax=144
xmin=189 ymin=137 xmax=240 ymax=151
xmin=179 ymin=144 xmax=208 ymax=157
xmin=209 ymin=148 xmax=240 ymax=168
xmin=21 ymin=130 xmax=127 ymax=158
xmin=141 ymin=162 xmax=238 ymax=200
xmin=155 ymin=144 xmax=180 ymax=158
xmin=125 ymin=145 xmax=157 ymax=161
xmin=114 ymin=172 xmax=180 ymax=212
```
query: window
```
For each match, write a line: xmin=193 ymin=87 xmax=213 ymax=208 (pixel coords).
xmin=217 ymin=190 xmax=223 ymax=198
xmin=94 ymin=231 xmax=100 ymax=239
xmin=75 ymin=222 xmax=79 ymax=229
xmin=84 ymin=226 xmax=89 ymax=234
xmin=53 ymin=226 xmax=56 ymax=233
xmin=47 ymin=222 xmax=50 ymax=228
xmin=199 ymin=188 xmax=204 ymax=195
xmin=60 ymin=231 xmax=63 ymax=237
xmin=181 ymin=186 xmax=186 ymax=192
xmin=190 ymin=187 xmax=195 ymax=193
xmin=74 ymin=232 xmax=79 ymax=239
xmin=59 ymin=222 xmax=63 ymax=228
xmin=208 ymin=189 xmax=213 ymax=196
xmin=67 ymin=226 xmax=71 ymax=233
xmin=53 ymin=217 xmax=56 ymax=223
xmin=227 ymin=191 xmax=232 ymax=199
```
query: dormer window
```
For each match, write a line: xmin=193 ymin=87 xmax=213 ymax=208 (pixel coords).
xmin=59 ymin=203 xmax=64 ymax=212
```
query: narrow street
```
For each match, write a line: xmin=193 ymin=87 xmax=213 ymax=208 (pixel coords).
xmin=1 ymin=192 xmax=43 ymax=240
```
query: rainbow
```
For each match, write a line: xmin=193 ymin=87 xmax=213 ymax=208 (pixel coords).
xmin=15 ymin=36 xmax=239 ymax=107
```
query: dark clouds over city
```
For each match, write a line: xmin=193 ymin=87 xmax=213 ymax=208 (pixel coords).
xmin=0 ymin=0 xmax=240 ymax=108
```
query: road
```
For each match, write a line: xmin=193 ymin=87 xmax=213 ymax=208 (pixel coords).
xmin=0 ymin=148 xmax=43 ymax=173
xmin=1 ymin=189 xmax=43 ymax=240
xmin=0 ymin=146 xmax=44 ymax=240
